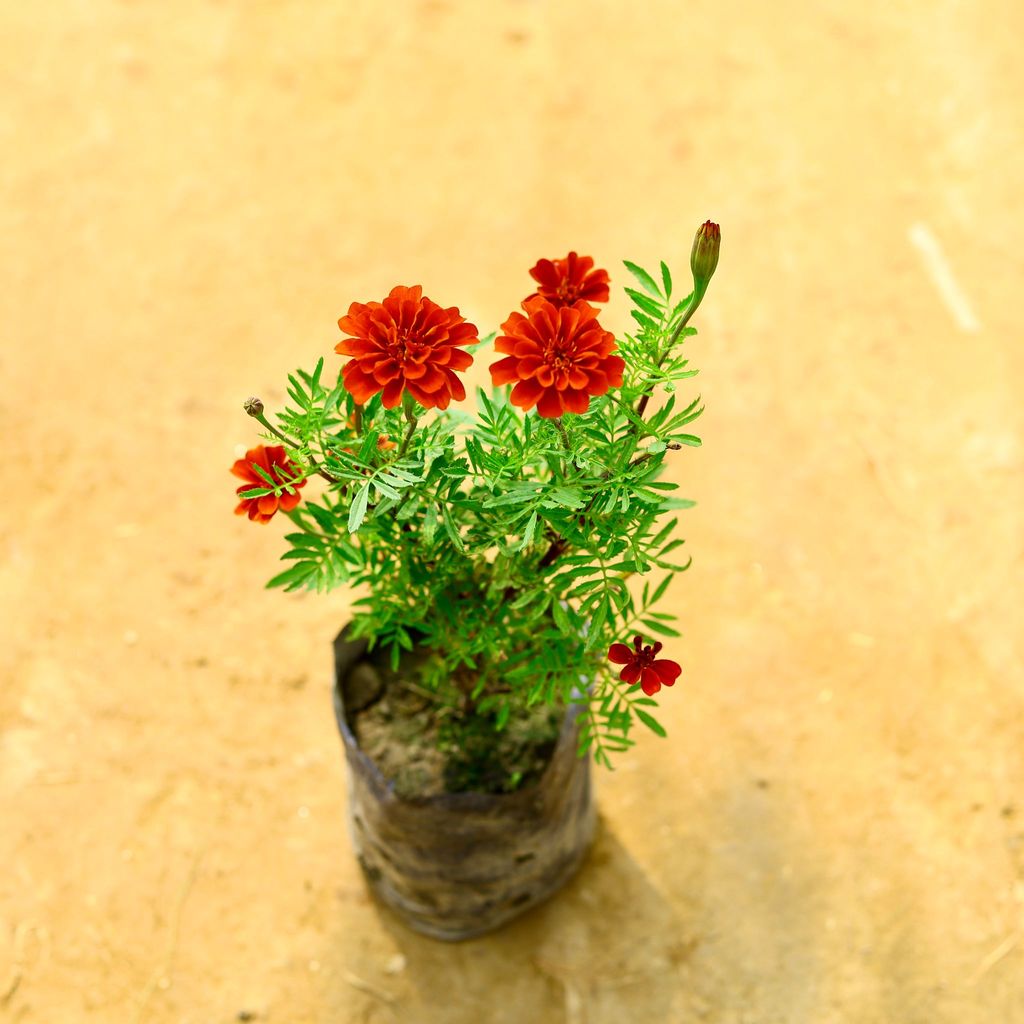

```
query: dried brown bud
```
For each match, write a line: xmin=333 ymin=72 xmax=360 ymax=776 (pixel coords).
xmin=243 ymin=396 xmax=264 ymax=418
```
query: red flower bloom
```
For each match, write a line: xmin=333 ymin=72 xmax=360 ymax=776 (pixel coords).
xmin=490 ymin=298 xmax=625 ymax=418
xmin=335 ymin=285 xmax=478 ymax=411
xmin=231 ymin=444 xmax=307 ymax=524
xmin=527 ymin=252 xmax=610 ymax=307
xmin=608 ymin=635 xmax=681 ymax=697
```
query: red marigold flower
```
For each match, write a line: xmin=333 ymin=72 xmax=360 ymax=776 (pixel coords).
xmin=490 ymin=297 xmax=625 ymax=418
xmin=527 ymin=252 xmax=610 ymax=307
xmin=231 ymin=444 xmax=307 ymax=524
xmin=608 ymin=635 xmax=681 ymax=697
xmin=335 ymin=285 xmax=478 ymax=411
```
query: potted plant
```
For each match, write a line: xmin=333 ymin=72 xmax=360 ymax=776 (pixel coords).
xmin=231 ymin=222 xmax=721 ymax=940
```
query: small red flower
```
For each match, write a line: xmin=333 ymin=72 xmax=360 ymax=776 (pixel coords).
xmin=489 ymin=298 xmax=625 ymax=418
xmin=231 ymin=444 xmax=307 ymax=524
xmin=608 ymin=635 xmax=681 ymax=697
xmin=335 ymin=285 xmax=478 ymax=411
xmin=527 ymin=252 xmax=610 ymax=308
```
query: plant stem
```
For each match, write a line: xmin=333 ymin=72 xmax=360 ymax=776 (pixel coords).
xmin=254 ymin=413 xmax=339 ymax=483
xmin=555 ymin=416 xmax=581 ymax=475
xmin=634 ymin=298 xmax=700 ymax=421
xmin=397 ymin=415 xmax=418 ymax=458
xmin=555 ymin=418 xmax=572 ymax=454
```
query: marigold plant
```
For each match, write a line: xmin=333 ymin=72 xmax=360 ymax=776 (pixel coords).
xmin=233 ymin=225 xmax=720 ymax=766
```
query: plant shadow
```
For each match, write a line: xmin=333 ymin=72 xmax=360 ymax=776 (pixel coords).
xmin=323 ymin=816 xmax=694 ymax=1023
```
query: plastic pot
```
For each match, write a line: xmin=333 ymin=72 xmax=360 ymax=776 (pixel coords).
xmin=332 ymin=627 xmax=596 ymax=941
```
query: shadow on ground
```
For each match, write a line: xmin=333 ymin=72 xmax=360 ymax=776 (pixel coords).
xmin=322 ymin=818 xmax=693 ymax=1022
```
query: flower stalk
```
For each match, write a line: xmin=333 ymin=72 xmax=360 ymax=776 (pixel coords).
xmin=244 ymin=399 xmax=338 ymax=483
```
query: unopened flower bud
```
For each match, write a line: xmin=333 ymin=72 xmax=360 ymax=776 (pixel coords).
xmin=243 ymin=396 xmax=264 ymax=418
xmin=690 ymin=220 xmax=720 ymax=298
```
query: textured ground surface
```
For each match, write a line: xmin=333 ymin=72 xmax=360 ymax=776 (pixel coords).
xmin=2 ymin=2 xmax=1023 ymax=1021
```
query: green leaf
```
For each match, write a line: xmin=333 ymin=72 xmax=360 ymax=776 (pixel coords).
xmin=552 ymin=599 xmax=571 ymax=633
xmin=495 ymin=702 xmax=511 ymax=730
xmin=348 ymin=482 xmax=370 ymax=533
xmin=641 ymin=618 xmax=682 ymax=638
xmin=266 ymin=562 xmax=314 ymax=590
xmin=630 ymin=310 xmax=658 ymax=333
xmin=251 ymin=464 xmax=278 ymax=488
xmin=519 ymin=511 xmax=539 ymax=551
xmin=635 ymin=708 xmax=667 ymax=738
xmin=625 ymin=288 xmax=664 ymax=319
xmin=542 ymin=487 xmax=584 ymax=510
xmin=623 ymin=260 xmax=662 ymax=298
xmin=306 ymin=503 xmax=338 ymax=532
xmin=422 ymin=507 xmax=438 ymax=545
xmin=372 ymin=478 xmax=401 ymax=501
xmin=651 ymin=575 xmax=673 ymax=605
xmin=485 ymin=487 xmax=541 ymax=508
xmin=466 ymin=331 xmax=497 ymax=355
xmin=660 ymin=260 xmax=672 ymax=301
xmin=441 ymin=505 xmax=465 ymax=552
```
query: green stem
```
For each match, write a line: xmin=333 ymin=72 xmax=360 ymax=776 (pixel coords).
xmin=634 ymin=297 xmax=700 ymax=421
xmin=555 ymin=418 xmax=572 ymax=453
xmin=554 ymin=417 xmax=580 ymax=475
xmin=397 ymin=415 xmax=418 ymax=458
xmin=254 ymin=413 xmax=339 ymax=483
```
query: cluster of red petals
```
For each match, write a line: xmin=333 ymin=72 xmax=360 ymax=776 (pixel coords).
xmin=527 ymin=252 xmax=610 ymax=308
xmin=608 ymin=636 xmax=681 ymax=697
xmin=231 ymin=445 xmax=306 ymax=524
xmin=489 ymin=297 xmax=625 ymax=418
xmin=335 ymin=285 xmax=478 ymax=411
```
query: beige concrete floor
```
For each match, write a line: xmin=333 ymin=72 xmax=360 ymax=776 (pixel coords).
xmin=2 ymin=1 xmax=1023 ymax=1021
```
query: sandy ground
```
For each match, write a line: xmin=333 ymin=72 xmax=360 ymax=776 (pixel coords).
xmin=2 ymin=1 xmax=1023 ymax=1021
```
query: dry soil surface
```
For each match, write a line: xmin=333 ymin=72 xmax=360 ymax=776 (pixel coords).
xmin=2 ymin=2 xmax=1023 ymax=1022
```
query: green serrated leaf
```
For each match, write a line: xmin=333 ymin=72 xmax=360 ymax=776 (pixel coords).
xmin=552 ymin=599 xmax=571 ymax=633
xmin=266 ymin=562 xmax=314 ymax=590
xmin=651 ymin=575 xmax=673 ymax=605
xmin=641 ymin=618 xmax=682 ymax=638
xmin=630 ymin=309 xmax=658 ymax=333
xmin=441 ymin=504 xmax=465 ymax=552
xmin=625 ymin=288 xmax=665 ymax=319
xmin=372 ymin=478 xmax=401 ymax=501
xmin=543 ymin=486 xmax=584 ymax=510
xmin=519 ymin=510 xmax=539 ymax=551
xmin=250 ymin=464 xmax=278 ymax=487
xmin=623 ymin=260 xmax=662 ymax=298
xmin=635 ymin=708 xmax=667 ymax=738
xmin=348 ymin=482 xmax=370 ymax=533
xmin=660 ymin=261 xmax=672 ymax=301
